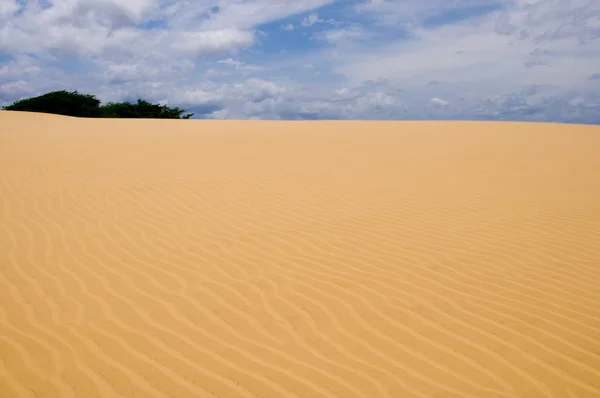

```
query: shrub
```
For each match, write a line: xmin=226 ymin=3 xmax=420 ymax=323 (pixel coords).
xmin=2 ymin=90 xmax=102 ymax=117
xmin=99 ymin=99 xmax=194 ymax=119
xmin=2 ymin=90 xmax=194 ymax=119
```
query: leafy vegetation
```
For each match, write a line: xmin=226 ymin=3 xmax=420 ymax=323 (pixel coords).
xmin=2 ymin=90 xmax=103 ymax=117
xmin=99 ymin=99 xmax=193 ymax=119
xmin=2 ymin=90 xmax=194 ymax=119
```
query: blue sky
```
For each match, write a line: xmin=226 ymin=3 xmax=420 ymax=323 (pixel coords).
xmin=0 ymin=0 xmax=599 ymax=122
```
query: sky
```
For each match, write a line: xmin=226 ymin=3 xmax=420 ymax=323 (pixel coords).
xmin=0 ymin=0 xmax=599 ymax=122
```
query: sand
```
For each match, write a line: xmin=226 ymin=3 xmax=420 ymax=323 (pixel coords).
xmin=1 ymin=110 xmax=600 ymax=398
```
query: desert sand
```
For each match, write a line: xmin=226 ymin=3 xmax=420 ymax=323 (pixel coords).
xmin=1 ymin=110 xmax=600 ymax=398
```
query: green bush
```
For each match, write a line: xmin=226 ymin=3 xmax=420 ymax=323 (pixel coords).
xmin=2 ymin=90 xmax=194 ymax=119
xmin=2 ymin=90 xmax=103 ymax=117
xmin=100 ymin=99 xmax=194 ymax=119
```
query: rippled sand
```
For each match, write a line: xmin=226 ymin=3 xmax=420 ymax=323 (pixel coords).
xmin=1 ymin=111 xmax=600 ymax=398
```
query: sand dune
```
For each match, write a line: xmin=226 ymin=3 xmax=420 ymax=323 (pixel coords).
xmin=1 ymin=110 xmax=600 ymax=398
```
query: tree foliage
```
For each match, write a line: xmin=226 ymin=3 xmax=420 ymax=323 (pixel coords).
xmin=2 ymin=90 xmax=103 ymax=117
xmin=2 ymin=90 xmax=194 ymax=119
xmin=100 ymin=99 xmax=194 ymax=119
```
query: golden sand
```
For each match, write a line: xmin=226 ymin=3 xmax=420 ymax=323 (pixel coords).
xmin=1 ymin=110 xmax=600 ymax=397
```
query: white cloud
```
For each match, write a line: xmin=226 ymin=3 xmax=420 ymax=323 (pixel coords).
xmin=282 ymin=23 xmax=295 ymax=31
xmin=0 ymin=55 xmax=41 ymax=79
xmin=218 ymin=58 xmax=243 ymax=67
xmin=238 ymin=78 xmax=287 ymax=102
xmin=102 ymin=58 xmax=195 ymax=83
xmin=206 ymin=108 xmax=232 ymax=119
xmin=355 ymin=0 xmax=514 ymax=26
xmin=196 ymin=0 xmax=334 ymax=30
xmin=302 ymin=13 xmax=323 ymax=26
xmin=172 ymin=28 xmax=256 ymax=57
xmin=430 ymin=97 xmax=448 ymax=106
xmin=177 ymin=87 xmax=224 ymax=107
xmin=332 ymin=0 xmax=600 ymax=93
xmin=0 ymin=0 xmax=19 ymax=20
xmin=0 ymin=0 xmax=330 ymax=59
xmin=217 ymin=57 xmax=263 ymax=71
xmin=0 ymin=80 xmax=30 ymax=97
xmin=315 ymin=25 xmax=369 ymax=44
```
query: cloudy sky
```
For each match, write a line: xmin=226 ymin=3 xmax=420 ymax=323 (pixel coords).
xmin=1 ymin=0 xmax=599 ymax=122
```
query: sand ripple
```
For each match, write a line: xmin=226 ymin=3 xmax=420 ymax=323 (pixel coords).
xmin=1 ymin=112 xmax=600 ymax=397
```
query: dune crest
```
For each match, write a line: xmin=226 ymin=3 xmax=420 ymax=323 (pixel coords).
xmin=1 ymin=111 xmax=600 ymax=397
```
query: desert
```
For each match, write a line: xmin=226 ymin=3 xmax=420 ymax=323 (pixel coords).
xmin=1 ymin=111 xmax=600 ymax=397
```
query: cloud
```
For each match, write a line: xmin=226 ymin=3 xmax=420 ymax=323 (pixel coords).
xmin=171 ymin=28 xmax=256 ymax=57
xmin=0 ymin=54 xmax=41 ymax=79
xmin=302 ymin=13 xmax=323 ymax=26
xmin=430 ymin=97 xmax=449 ymax=106
xmin=0 ymin=0 xmax=599 ymax=123
xmin=0 ymin=80 xmax=30 ymax=97
xmin=325 ymin=0 xmax=600 ymax=119
xmin=194 ymin=0 xmax=334 ymax=30
xmin=0 ymin=0 xmax=19 ymax=20
xmin=217 ymin=58 xmax=262 ymax=71
xmin=315 ymin=25 xmax=369 ymax=44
